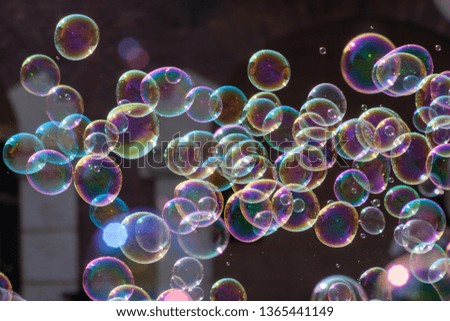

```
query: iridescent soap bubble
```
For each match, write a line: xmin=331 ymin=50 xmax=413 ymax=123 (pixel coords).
xmin=187 ymin=287 xmax=204 ymax=301
xmin=157 ymin=289 xmax=192 ymax=301
xmin=73 ymin=155 xmax=122 ymax=206
xmin=334 ymin=169 xmax=370 ymax=206
xmin=311 ymin=275 xmax=368 ymax=301
xmin=57 ymin=114 xmax=91 ymax=159
xmin=372 ymin=52 xmax=427 ymax=97
xmin=224 ymin=191 xmax=271 ymax=243
xmin=0 ymin=272 xmax=13 ymax=301
xmin=359 ymin=267 xmax=392 ymax=300
xmin=424 ymin=115 xmax=450 ymax=147
xmin=249 ymin=91 xmax=281 ymax=106
xmin=20 ymin=54 xmax=60 ymax=96
xmin=426 ymin=144 xmax=450 ymax=190
xmin=46 ymin=85 xmax=84 ymax=123
xmin=247 ymin=49 xmax=290 ymax=92
xmin=3 ymin=133 xmax=44 ymax=174
xmin=83 ymin=120 xmax=119 ymax=157
xmin=162 ymin=197 xmax=198 ymax=235
xmin=384 ymin=185 xmax=419 ymax=218
xmin=121 ymin=212 xmax=171 ymax=264
xmin=185 ymin=86 xmax=223 ymax=123
xmin=410 ymin=244 xmax=447 ymax=284
xmin=107 ymin=103 xmax=159 ymax=159
xmin=391 ymin=133 xmax=430 ymax=185
xmin=26 ymin=150 xmax=73 ymax=195
xmin=210 ymin=278 xmax=247 ymax=301
xmin=333 ymin=119 xmax=376 ymax=161
xmin=54 ymin=14 xmax=99 ymax=60
xmin=213 ymin=86 xmax=248 ymax=126
xmin=116 ymin=70 xmax=146 ymax=104
xmin=300 ymin=98 xmax=343 ymax=127
xmin=413 ymin=107 xmax=437 ymax=133
xmin=242 ymin=98 xmax=277 ymax=136
xmin=141 ymin=67 xmax=193 ymax=117
xmin=275 ymin=150 xmax=312 ymax=192
xmin=340 ymin=33 xmax=395 ymax=94
xmin=430 ymin=73 xmax=450 ymax=100
xmin=263 ymin=105 xmax=299 ymax=152
xmin=373 ymin=117 xmax=410 ymax=154
xmin=281 ymin=190 xmax=320 ymax=232
xmin=315 ymin=201 xmax=359 ymax=248
xmin=418 ymin=179 xmax=444 ymax=198
xmin=307 ymin=83 xmax=347 ymax=116
xmin=353 ymin=155 xmax=390 ymax=194
xmin=135 ymin=213 xmax=171 ymax=253
xmin=171 ymin=257 xmax=204 ymax=290
xmin=108 ymin=284 xmax=151 ymax=301
xmin=399 ymin=199 xmax=446 ymax=253
xmin=89 ymin=197 xmax=129 ymax=229
xmin=82 ymin=256 xmax=134 ymax=301
xmin=359 ymin=206 xmax=385 ymax=235
xmin=174 ymin=179 xmax=223 ymax=227
xmin=177 ymin=218 xmax=229 ymax=260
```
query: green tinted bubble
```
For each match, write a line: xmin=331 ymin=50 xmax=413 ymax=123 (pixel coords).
xmin=54 ymin=14 xmax=99 ymax=61
xmin=340 ymin=33 xmax=395 ymax=94
xmin=20 ymin=54 xmax=60 ymax=96
xmin=334 ymin=169 xmax=370 ymax=206
xmin=247 ymin=49 xmax=290 ymax=92
xmin=384 ymin=185 xmax=419 ymax=218
xmin=82 ymin=256 xmax=133 ymax=301
xmin=89 ymin=197 xmax=129 ymax=229
xmin=426 ymin=144 xmax=450 ymax=190
xmin=210 ymin=278 xmax=247 ymax=301
xmin=315 ymin=201 xmax=359 ymax=248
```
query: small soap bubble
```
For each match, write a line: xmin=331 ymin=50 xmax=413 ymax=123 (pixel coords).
xmin=435 ymin=45 xmax=441 ymax=52
xmin=371 ymin=199 xmax=381 ymax=207
xmin=319 ymin=47 xmax=327 ymax=55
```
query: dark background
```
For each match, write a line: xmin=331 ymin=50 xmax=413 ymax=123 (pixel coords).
xmin=0 ymin=0 xmax=449 ymax=300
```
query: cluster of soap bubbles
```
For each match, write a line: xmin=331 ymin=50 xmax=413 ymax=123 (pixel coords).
xmin=1 ymin=13 xmax=449 ymax=301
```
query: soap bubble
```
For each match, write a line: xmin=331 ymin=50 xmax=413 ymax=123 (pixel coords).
xmin=334 ymin=169 xmax=370 ymax=206
xmin=3 ymin=133 xmax=44 ymax=174
xmin=213 ymin=86 xmax=248 ymax=126
xmin=26 ymin=150 xmax=73 ymax=195
xmin=89 ymin=197 xmax=129 ymax=229
xmin=311 ymin=275 xmax=367 ymax=301
xmin=116 ymin=70 xmax=146 ymax=104
xmin=210 ymin=278 xmax=247 ymax=301
xmin=141 ymin=67 xmax=193 ymax=117
xmin=341 ymin=33 xmax=395 ymax=94
xmin=359 ymin=206 xmax=385 ymax=235
xmin=108 ymin=284 xmax=151 ymax=301
xmin=315 ymin=201 xmax=359 ymax=248
xmin=247 ymin=49 xmax=290 ymax=92
xmin=83 ymin=120 xmax=119 ymax=157
xmin=20 ymin=54 xmax=60 ymax=96
xmin=359 ymin=267 xmax=392 ymax=300
xmin=54 ymin=14 xmax=99 ymax=60
xmin=120 ymin=212 xmax=171 ymax=264
xmin=157 ymin=289 xmax=192 ymax=301
xmin=57 ymin=114 xmax=91 ymax=159
xmin=0 ymin=272 xmax=13 ymax=301
xmin=82 ymin=256 xmax=133 ymax=301
xmin=384 ymin=185 xmax=419 ymax=218
xmin=46 ymin=85 xmax=84 ymax=123
xmin=171 ymin=257 xmax=204 ymax=290
xmin=73 ymin=155 xmax=122 ymax=206
xmin=185 ymin=86 xmax=223 ymax=123
xmin=410 ymin=244 xmax=447 ymax=283
xmin=177 ymin=218 xmax=229 ymax=260
xmin=426 ymin=143 xmax=450 ymax=190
